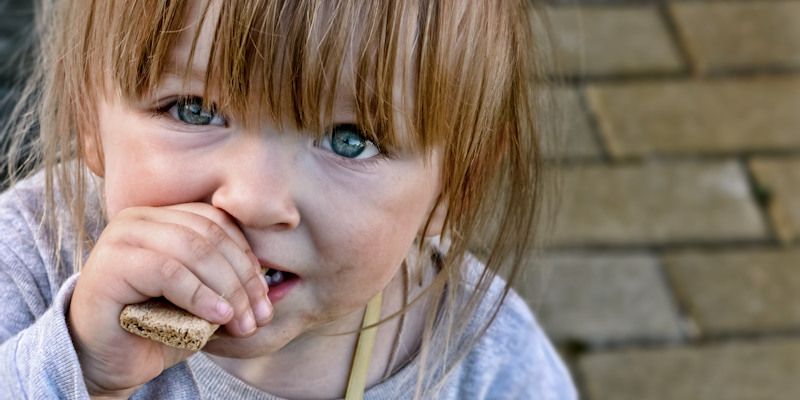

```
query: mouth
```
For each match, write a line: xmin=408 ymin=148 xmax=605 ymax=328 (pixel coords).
xmin=264 ymin=268 xmax=298 ymax=287
xmin=260 ymin=261 xmax=301 ymax=303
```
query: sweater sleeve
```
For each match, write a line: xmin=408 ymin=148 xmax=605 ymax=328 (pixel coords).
xmin=0 ymin=264 xmax=203 ymax=400
xmin=0 ymin=174 xmax=202 ymax=399
xmin=0 ymin=271 xmax=91 ymax=399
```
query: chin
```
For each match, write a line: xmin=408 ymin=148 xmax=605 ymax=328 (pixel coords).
xmin=203 ymin=328 xmax=294 ymax=359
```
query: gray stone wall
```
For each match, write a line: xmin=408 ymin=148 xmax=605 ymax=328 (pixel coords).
xmin=531 ymin=2 xmax=800 ymax=400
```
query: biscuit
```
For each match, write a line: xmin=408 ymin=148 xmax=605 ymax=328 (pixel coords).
xmin=119 ymin=298 xmax=220 ymax=351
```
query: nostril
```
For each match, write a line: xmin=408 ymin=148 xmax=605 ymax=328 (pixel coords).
xmin=210 ymin=184 xmax=300 ymax=230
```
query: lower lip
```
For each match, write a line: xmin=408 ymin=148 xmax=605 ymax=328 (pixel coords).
xmin=267 ymin=276 xmax=300 ymax=304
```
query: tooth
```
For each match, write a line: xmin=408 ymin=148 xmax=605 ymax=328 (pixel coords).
xmin=272 ymin=271 xmax=284 ymax=285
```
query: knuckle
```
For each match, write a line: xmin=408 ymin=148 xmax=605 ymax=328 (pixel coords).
xmin=228 ymin=286 xmax=249 ymax=307
xmin=187 ymin=232 xmax=214 ymax=258
xmin=202 ymin=220 xmax=227 ymax=246
xmin=189 ymin=282 xmax=206 ymax=309
xmin=244 ymin=273 xmax=264 ymax=292
xmin=159 ymin=258 xmax=186 ymax=285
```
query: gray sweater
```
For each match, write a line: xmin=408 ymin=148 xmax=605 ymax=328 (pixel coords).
xmin=0 ymin=171 xmax=577 ymax=399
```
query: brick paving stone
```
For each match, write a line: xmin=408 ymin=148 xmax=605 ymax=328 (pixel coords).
xmin=580 ymin=339 xmax=800 ymax=400
xmin=750 ymin=158 xmax=800 ymax=243
xmin=587 ymin=76 xmax=800 ymax=158
xmin=539 ymin=6 xmax=683 ymax=77
xmin=542 ymin=87 xmax=602 ymax=160
xmin=671 ymin=1 xmax=800 ymax=73
xmin=664 ymin=248 xmax=800 ymax=335
xmin=524 ymin=252 xmax=683 ymax=344
xmin=551 ymin=161 xmax=767 ymax=246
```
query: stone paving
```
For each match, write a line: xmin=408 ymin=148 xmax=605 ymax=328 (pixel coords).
xmin=529 ymin=1 xmax=800 ymax=398
xmin=3 ymin=0 xmax=800 ymax=399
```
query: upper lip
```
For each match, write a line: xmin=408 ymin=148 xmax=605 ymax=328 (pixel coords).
xmin=257 ymin=258 xmax=296 ymax=276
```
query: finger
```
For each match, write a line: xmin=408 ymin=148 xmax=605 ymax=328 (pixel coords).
xmin=108 ymin=247 xmax=235 ymax=326
xmin=113 ymin=219 xmax=260 ymax=336
xmin=164 ymin=204 xmax=271 ymax=296
xmin=124 ymin=207 xmax=272 ymax=325
xmin=163 ymin=203 xmax=251 ymax=252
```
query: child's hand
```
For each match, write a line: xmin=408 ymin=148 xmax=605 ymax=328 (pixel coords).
xmin=68 ymin=203 xmax=272 ymax=397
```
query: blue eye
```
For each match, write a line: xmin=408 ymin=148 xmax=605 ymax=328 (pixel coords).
xmin=319 ymin=124 xmax=380 ymax=159
xmin=170 ymin=97 xmax=226 ymax=126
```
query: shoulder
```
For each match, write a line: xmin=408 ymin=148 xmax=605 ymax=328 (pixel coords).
xmin=0 ymin=170 xmax=52 ymax=271
xmin=0 ymin=170 xmax=48 ymax=239
xmin=449 ymin=255 xmax=578 ymax=399
xmin=0 ymin=169 xmax=90 ymax=298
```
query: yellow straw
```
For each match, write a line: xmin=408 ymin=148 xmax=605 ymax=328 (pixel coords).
xmin=345 ymin=291 xmax=384 ymax=400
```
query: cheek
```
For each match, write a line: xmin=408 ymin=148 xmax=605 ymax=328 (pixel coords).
xmin=311 ymin=173 xmax=436 ymax=287
xmin=101 ymin=143 xmax=213 ymax=217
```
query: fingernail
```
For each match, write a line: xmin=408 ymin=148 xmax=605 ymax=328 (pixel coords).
xmin=215 ymin=298 xmax=233 ymax=320
xmin=240 ymin=311 xmax=256 ymax=334
xmin=254 ymin=299 xmax=272 ymax=324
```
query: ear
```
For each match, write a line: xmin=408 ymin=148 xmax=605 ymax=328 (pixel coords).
xmin=421 ymin=193 xmax=448 ymax=237
xmin=82 ymin=128 xmax=105 ymax=177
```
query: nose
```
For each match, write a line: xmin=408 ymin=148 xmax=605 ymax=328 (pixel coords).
xmin=210 ymin=135 xmax=301 ymax=230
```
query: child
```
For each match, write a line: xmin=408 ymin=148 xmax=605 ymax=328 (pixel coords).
xmin=0 ymin=0 xmax=576 ymax=399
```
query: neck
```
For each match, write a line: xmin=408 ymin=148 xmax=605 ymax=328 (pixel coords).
xmin=207 ymin=260 xmax=435 ymax=399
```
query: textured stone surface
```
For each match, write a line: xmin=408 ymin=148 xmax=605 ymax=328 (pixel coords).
xmin=665 ymin=249 xmax=800 ymax=335
xmin=587 ymin=76 xmax=800 ymax=158
xmin=542 ymin=87 xmax=602 ymax=159
xmin=750 ymin=158 xmax=800 ymax=243
xmin=551 ymin=161 xmax=767 ymax=246
xmin=672 ymin=1 xmax=800 ymax=73
xmin=525 ymin=252 xmax=683 ymax=344
xmin=540 ymin=6 xmax=683 ymax=76
xmin=581 ymin=339 xmax=800 ymax=400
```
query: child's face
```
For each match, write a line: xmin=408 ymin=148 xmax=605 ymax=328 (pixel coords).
xmin=87 ymin=4 xmax=444 ymax=357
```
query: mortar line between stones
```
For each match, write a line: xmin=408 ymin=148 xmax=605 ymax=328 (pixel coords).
xmin=550 ymin=150 xmax=800 ymax=170
xmin=582 ymin=328 xmax=800 ymax=354
xmin=557 ymin=341 xmax=592 ymax=400
xmin=553 ymin=67 xmax=800 ymax=85
xmin=546 ymin=239 xmax=785 ymax=254
xmin=573 ymin=83 xmax=612 ymax=163
xmin=657 ymin=0 xmax=697 ymax=77
xmin=738 ymin=156 xmax=781 ymax=244
xmin=652 ymin=248 xmax=701 ymax=342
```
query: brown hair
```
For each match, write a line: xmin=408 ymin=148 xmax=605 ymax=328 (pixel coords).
xmin=3 ymin=0 xmax=554 ymax=397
